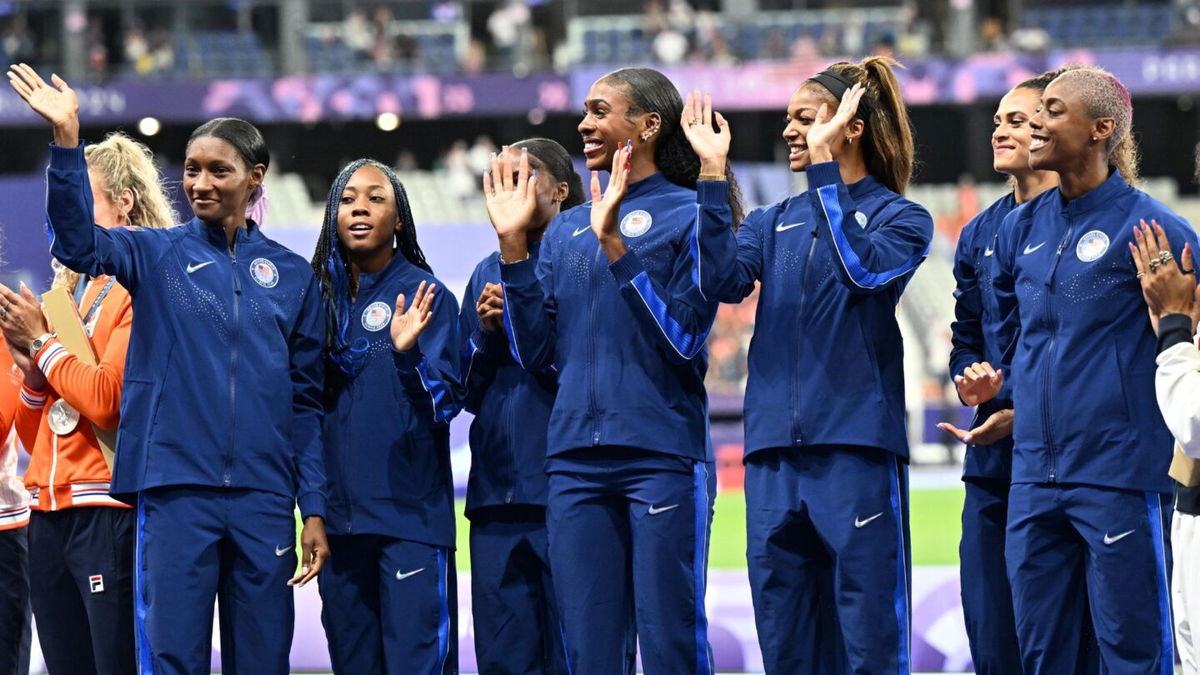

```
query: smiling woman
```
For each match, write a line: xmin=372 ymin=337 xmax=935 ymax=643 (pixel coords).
xmin=7 ymin=63 xmax=330 ymax=675
xmin=987 ymin=65 xmax=1200 ymax=673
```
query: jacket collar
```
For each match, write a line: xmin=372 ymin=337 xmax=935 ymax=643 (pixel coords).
xmin=1058 ymin=168 xmax=1132 ymax=218
xmin=625 ymin=171 xmax=672 ymax=199
xmin=189 ymin=216 xmax=264 ymax=250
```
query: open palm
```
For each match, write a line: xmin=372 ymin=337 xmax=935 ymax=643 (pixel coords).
xmin=7 ymin=64 xmax=78 ymax=129
xmin=680 ymin=89 xmax=731 ymax=169
xmin=483 ymin=148 xmax=538 ymax=240
xmin=391 ymin=281 xmax=437 ymax=352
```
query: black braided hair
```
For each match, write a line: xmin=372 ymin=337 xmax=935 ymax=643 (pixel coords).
xmin=511 ymin=138 xmax=585 ymax=210
xmin=310 ymin=158 xmax=431 ymax=377
xmin=602 ymin=67 xmax=745 ymax=227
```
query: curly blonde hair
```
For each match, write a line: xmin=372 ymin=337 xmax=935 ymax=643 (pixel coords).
xmin=53 ymin=132 xmax=176 ymax=290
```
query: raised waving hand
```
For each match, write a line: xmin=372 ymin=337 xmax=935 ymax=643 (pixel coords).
xmin=7 ymin=63 xmax=80 ymax=147
xmin=390 ymin=281 xmax=437 ymax=353
xmin=680 ymin=89 xmax=731 ymax=176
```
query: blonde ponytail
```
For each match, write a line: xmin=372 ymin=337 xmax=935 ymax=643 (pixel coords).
xmin=53 ymin=132 xmax=176 ymax=291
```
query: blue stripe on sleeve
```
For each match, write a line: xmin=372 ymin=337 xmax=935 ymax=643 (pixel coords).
xmin=414 ymin=357 xmax=457 ymax=424
xmin=629 ymin=271 xmax=709 ymax=360
xmin=691 ymin=204 xmax=706 ymax=301
xmin=1146 ymin=492 xmax=1175 ymax=675
xmin=817 ymin=184 xmax=928 ymax=290
xmin=499 ymin=284 xmax=524 ymax=368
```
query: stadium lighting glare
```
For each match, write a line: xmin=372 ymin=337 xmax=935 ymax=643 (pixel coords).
xmin=376 ymin=112 xmax=400 ymax=132
xmin=137 ymin=117 xmax=161 ymax=136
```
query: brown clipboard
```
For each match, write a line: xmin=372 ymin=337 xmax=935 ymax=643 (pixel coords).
xmin=41 ymin=286 xmax=116 ymax=471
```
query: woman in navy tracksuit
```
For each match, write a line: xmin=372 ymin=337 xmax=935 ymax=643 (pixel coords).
xmin=483 ymin=67 xmax=744 ymax=674
xmin=311 ymin=159 xmax=463 ymax=674
xmin=690 ymin=57 xmax=933 ymax=673
xmin=9 ymin=65 xmax=328 ymax=674
xmin=460 ymin=139 xmax=582 ymax=674
xmin=988 ymin=66 xmax=1199 ymax=674
xmin=940 ymin=70 xmax=1063 ymax=673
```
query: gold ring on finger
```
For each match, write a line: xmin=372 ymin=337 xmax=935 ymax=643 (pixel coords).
xmin=1159 ymin=250 xmax=1174 ymax=264
xmin=1149 ymin=258 xmax=1161 ymax=271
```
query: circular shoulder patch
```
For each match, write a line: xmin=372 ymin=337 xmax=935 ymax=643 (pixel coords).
xmin=249 ymin=258 xmax=279 ymax=288
xmin=854 ymin=211 xmax=869 ymax=228
xmin=1076 ymin=230 xmax=1110 ymax=262
xmin=361 ymin=301 xmax=392 ymax=332
xmin=620 ymin=209 xmax=653 ymax=238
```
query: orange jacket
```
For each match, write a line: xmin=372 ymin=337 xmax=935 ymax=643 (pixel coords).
xmin=0 ymin=338 xmax=29 ymax=529
xmin=17 ymin=276 xmax=131 ymax=511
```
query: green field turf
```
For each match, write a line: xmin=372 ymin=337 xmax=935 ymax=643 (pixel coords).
xmin=450 ymin=485 xmax=966 ymax=570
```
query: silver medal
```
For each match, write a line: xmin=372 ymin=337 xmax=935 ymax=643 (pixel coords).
xmin=48 ymin=399 xmax=80 ymax=435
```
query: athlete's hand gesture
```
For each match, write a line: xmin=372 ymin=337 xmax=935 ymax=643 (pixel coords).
xmin=806 ymin=82 xmax=865 ymax=164
xmin=289 ymin=516 xmax=329 ymax=588
xmin=1131 ymin=219 xmax=1200 ymax=335
xmin=937 ymin=409 xmax=1014 ymax=446
xmin=954 ymin=361 xmax=1003 ymax=407
xmin=681 ymin=89 xmax=731 ymax=177
xmin=484 ymin=147 xmax=539 ymax=262
xmin=477 ymin=283 xmax=504 ymax=333
xmin=590 ymin=140 xmax=633 ymax=262
xmin=6 ymin=64 xmax=80 ymax=148
xmin=390 ymin=281 xmax=436 ymax=353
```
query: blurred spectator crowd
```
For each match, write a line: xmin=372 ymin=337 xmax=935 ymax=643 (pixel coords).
xmin=4 ymin=1 xmax=1200 ymax=82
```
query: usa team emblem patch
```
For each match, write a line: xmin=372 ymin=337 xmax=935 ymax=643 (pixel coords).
xmin=1076 ymin=230 xmax=1110 ymax=262
xmin=854 ymin=211 xmax=869 ymax=228
xmin=361 ymin=301 xmax=392 ymax=332
xmin=250 ymin=258 xmax=279 ymax=287
xmin=89 ymin=575 xmax=104 ymax=593
xmin=620 ymin=210 xmax=653 ymax=238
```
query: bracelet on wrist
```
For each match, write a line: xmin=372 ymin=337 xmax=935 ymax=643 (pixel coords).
xmin=698 ymin=173 xmax=726 ymax=182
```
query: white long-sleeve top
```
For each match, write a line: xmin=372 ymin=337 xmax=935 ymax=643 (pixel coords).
xmin=1157 ymin=329 xmax=1200 ymax=458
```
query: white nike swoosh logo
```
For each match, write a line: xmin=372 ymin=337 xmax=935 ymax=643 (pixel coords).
xmin=983 ymin=247 xmax=995 ymax=257
xmin=274 ymin=545 xmax=290 ymax=557
xmin=854 ymin=512 xmax=885 ymax=528
xmin=1103 ymin=529 xmax=1136 ymax=545
xmin=647 ymin=504 xmax=679 ymax=515
xmin=395 ymin=568 xmax=425 ymax=580
xmin=775 ymin=222 xmax=804 ymax=232
xmin=186 ymin=261 xmax=215 ymax=273
xmin=1023 ymin=242 xmax=1046 ymax=255
xmin=573 ymin=225 xmax=591 ymax=237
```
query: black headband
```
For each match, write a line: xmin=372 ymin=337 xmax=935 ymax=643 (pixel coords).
xmin=808 ymin=69 xmax=868 ymax=120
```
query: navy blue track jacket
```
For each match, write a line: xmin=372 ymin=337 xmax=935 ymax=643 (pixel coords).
xmin=949 ymin=193 xmax=1019 ymax=480
xmin=697 ymin=161 xmax=933 ymax=458
xmin=459 ymin=244 xmax=556 ymax=516
xmin=45 ymin=144 xmax=327 ymax=518
xmin=321 ymin=255 xmax=463 ymax=547
xmin=499 ymin=172 xmax=718 ymax=461
xmin=994 ymin=169 xmax=1200 ymax=494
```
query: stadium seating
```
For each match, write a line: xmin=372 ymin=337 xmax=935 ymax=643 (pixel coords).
xmin=1019 ymin=3 xmax=1174 ymax=48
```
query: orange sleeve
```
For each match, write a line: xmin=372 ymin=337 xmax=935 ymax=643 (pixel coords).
xmin=13 ymin=385 xmax=42 ymax=455
xmin=0 ymin=340 xmax=16 ymax=435
xmin=35 ymin=292 xmax=131 ymax=431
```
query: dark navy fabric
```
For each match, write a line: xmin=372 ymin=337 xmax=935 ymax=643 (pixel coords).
xmin=459 ymin=244 xmax=556 ymax=516
xmin=993 ymin=169 xmax=1200 ymax=494
xmin=1006 ymin=483 xmax=1174 ymax=674
xmin=0 ymin=527 xmax=31 ymax=675
xmin=321 ymin=253 xmax=462 ymax=547
xmin=949 ymin=193 xmax=1019 ymax=480
xmin=46 ymin=144 xmax=327 ymax=519
xmin=134 ymin=486 xmax=298 ymax=675
xmin=29 ymin=508 xmax=135 ymax=675
xmin=544 ymin=449 xmax=715 ymax=675
xmin=744 ymin=445 xmax=910 ymax=675
xmin=319 ymin=535 xmax=457 ymax=675
xmin=499 ymin=172 xmax=718 ymax=462
xmin=468 ymin=505 xmax=565 ymax=675
xmin=958 ymin=478 xmax=1021 ymax=674
xmin=694 ymin=161 xmax=933 ymax=458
